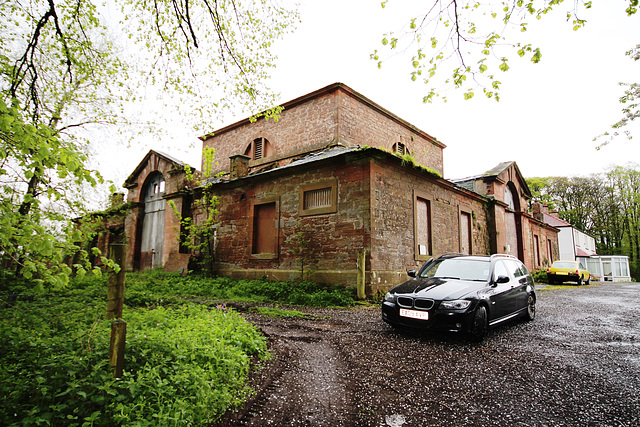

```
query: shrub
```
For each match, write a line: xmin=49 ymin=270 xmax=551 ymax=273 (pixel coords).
xmin=531 ymin=268 xmax=549 ymax=284
xmin=0 ymin=285 xmax=266 ymax=426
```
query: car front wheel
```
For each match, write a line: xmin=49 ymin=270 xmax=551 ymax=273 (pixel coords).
xmin=468 ymin=305 xmax=488 ymax=342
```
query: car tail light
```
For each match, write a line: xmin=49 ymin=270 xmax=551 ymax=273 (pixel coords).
xmin=575 ymin=270 xmax=579 ymax=274
xmin=546 ymin=268 xmax=550 ymax=273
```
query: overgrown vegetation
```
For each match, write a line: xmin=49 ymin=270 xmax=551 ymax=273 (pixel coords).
xmin=169 ymin=146 xmax=220 ymax=276
xmin=0 ymin=272 xmax=355 ymax=426
xmin=124 ymin=270 xmax=357 ymax=308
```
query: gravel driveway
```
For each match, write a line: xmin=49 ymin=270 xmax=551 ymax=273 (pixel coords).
xmin=218 ymin=282 xmax=640 ymax=426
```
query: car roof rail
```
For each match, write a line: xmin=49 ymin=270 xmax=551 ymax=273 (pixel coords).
xmin=490 ymin=254 xmax=519 ymax=261
xmin=436 ymin=252 xmax=466 ymax=259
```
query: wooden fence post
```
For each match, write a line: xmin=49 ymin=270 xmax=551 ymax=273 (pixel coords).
xmin=106 ymin=243 xmax=125 ymax=320
xmin=106 ymin=243 xmax=126 ymax=378
xmin=109 ymin=319 xmax=127 ymax=378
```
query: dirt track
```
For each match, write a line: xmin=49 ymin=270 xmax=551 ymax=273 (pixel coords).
xmin=218 ymin=282 xmax=640 ymax=426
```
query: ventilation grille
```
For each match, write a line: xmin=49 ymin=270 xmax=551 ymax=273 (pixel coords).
xmin=303 ymin=187 xmax=332 ymax=210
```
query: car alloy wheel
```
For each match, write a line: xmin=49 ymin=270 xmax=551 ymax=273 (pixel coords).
xmin=525 ymin=294 xmax=536 ymax=321
xmin=468 ymin=305 xmax=488 ymax=342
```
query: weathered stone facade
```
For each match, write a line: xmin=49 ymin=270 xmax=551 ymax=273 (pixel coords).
xmin=108 ymin=83 xmax=559 ymax=294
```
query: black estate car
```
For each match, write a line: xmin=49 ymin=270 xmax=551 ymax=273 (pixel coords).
xmin=381 ymin=253 xmax=536 ymax=341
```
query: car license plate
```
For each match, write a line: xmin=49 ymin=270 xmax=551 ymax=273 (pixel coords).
xmin=400 ymin=308 xmax=429 ymax=320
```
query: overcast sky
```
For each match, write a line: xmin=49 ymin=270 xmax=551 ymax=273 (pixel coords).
xmin=104 ymin=1 xmax=639 ymax=188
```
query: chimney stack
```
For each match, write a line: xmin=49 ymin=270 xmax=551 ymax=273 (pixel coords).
xmin=229 ymin=154 xmax=251 ymax=179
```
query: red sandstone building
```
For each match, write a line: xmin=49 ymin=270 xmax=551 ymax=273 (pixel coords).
xmin=114 ymin=83 xmax=558 ymax=294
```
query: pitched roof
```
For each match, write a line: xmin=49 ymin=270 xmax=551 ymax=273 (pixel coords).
xmin=542 ymin=213 xmax=571 ymax=228
xmin=124 ymin=149 xmax=190 ymax=187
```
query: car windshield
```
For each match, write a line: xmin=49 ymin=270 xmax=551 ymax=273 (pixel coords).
xmin=553 ymin=262 xmax=577 ymax=269
xmin=419 ymin=259 xmax=490 ymax=282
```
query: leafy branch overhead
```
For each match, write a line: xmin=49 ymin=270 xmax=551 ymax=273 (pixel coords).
xmin=0 ymin=0 xmax=297 ymax=287
xmin=373 ymin=0 xmax=638 ymax=103
xmin=595 ymin=44 xmax=640 ymax=148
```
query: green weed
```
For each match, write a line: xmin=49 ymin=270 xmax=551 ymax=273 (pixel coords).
xmin=249 ymin=306 xmax=314 ymax=318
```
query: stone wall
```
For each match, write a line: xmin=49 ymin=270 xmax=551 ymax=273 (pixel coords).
xmin=367 ymin=155 xmax=490 ymax=293
xmin=212 ymin=152 xmax=370 ymax=284
xmin=200 ymin=84 xmax=445 ymax=178
xmin=207 ymin=149 xmax=490 ymax=293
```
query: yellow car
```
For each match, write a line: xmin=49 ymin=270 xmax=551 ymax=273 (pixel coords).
xmin=547 ymin=260 xmax=590 ymax=285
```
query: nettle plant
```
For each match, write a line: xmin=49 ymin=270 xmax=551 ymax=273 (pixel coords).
xmin=170 ymin=146 xmax=221 ymax=276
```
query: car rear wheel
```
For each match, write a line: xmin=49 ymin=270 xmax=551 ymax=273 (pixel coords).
xmin=525 ymin=294 xmax=536 ymax=321
xmin=468 ymin=305 xmax=488 ymax=342
xmin=577 ymin=276 xmax=583 ymax=286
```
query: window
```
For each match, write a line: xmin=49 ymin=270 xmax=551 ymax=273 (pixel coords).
xmin=414 ymin=193 xmax=432 ymax=260
xmin=251 ymin=201 xmax=278 ymax=258
xmin=547 ymin=239 xmax=554 ymax=263
xmin=460 ymin=211 xmax=472 ymax=255
xmin=152 ymin=180 xmax=165 ymax=194
xmin=534 ymin=235 xmax=541 ymax=267
xmin=300 ymin=181 xmax=337 ymax=216
xmin=493 ymin=261 xmax=509 ymax=281
xmin=244 ymin=137 xmax=271 ymax=160
xmin=506 ymin=260 xmax=526 ymax=278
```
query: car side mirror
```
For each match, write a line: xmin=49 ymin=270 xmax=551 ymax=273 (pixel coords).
xmin=407 ymin=270 xmax=416 ymax=278
xmin=495 ymin=275 xmax=510 ymax=284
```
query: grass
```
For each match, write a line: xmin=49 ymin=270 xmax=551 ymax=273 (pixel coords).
xmin=0 ymin=271 xmax=356 ymax=426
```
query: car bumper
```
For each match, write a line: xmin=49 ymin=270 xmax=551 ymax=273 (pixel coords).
xmin=547 ymin=273 xmax=581 ymax=282
xmin=381 ymin=301 xmax=476 ymax=333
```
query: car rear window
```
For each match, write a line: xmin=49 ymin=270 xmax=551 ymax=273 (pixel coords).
xmin=420 ymin=259 xmax=490 ymax=282
xmin=553 ymin=262 xmax=577 ymax=269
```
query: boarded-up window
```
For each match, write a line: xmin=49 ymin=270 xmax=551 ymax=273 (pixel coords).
xmin=300 ymin=181 xmax=337 ymax=216
xmin=415 ymin=197 xmax=431 ymax=257
xmin=460 ymin=211 xmax=472 ymax=254
xmin=252 ymin=202 xmax=276 ymax=255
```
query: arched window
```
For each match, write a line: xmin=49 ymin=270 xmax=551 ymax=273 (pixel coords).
xmin=245 ymin=137 xmax=272 ymax=160
xmin=504 ymin=185 xmax=515 ymax=210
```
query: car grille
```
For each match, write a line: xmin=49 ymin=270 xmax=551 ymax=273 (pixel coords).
xmin=397 ymin=297 xmax=434 ymax=310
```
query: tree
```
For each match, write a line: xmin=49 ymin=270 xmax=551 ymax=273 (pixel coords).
xmin=0 ymin=0 xmax=297 ymax=287
xmin=527 ymin=163 xmax=640 ymax=279
xmin=0 ymin=98 xmax=106 ymax=288
xmin=374 ymin=0 xmax=638 ymax=137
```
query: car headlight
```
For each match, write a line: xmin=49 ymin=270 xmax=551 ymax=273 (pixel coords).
xmin=384 ymin=292 xmax=395 ymax=302
xmin=440 ymin=300 xmax=471 ymax=310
